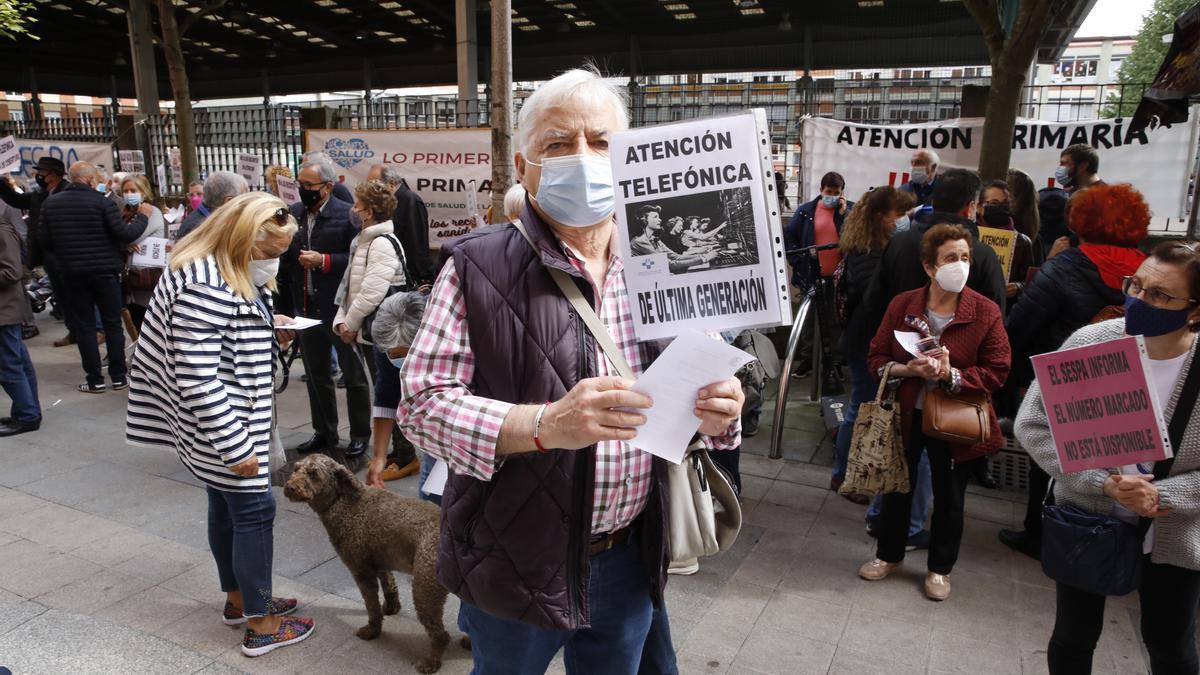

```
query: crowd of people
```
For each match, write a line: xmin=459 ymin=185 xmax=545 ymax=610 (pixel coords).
xmin=1 ymin=65 xmax=1199 ymax=674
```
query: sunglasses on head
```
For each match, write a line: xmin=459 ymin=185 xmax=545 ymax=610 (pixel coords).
xmin=271 ymin=207 xmax=288 ymax=226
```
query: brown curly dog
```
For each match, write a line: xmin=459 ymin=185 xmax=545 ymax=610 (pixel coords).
xmin=284 ymin=454 xmax=456 ymax=673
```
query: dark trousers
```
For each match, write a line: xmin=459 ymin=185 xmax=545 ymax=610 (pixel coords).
xmin=298 ymin=321 xmax=370 ymax=444
xmin=1048 ymin=561 xmax=1200 ymax=675
xmin=1023 ymin=462 xmax=1051 ymax=536
xmin=0 ymin=324 xmax=40 ymax=422
xmin=207 ymin=485 xmax=276 ymax=618
xmin=457 ymin=531 xmax=660 ymax=674
xmin=64 ymin=273 xmax=125 ymax=385
xmin=363 ymin=344 xmax=416 ymax=465
xmin=876 ymin=414 xmax=973 ymax=574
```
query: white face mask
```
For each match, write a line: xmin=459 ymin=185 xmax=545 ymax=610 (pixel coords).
xmin=934 ymin=260 xmax=969 ymax=293
xmin=910 ymin=166 xmax=929 ymax=185
xmin=894 ymin=215 xmax=911 ymax=232
xmin=251 ymin=258 xmax=280 ymax=287
xmin=528 ymin=154 xmax=614 ymax=228
xmin=390 ymin=356 xmax=405 ymax=370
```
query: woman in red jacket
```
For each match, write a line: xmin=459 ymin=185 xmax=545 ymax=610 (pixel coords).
xmin=858 ymin=223 xmax=1011 ymax=601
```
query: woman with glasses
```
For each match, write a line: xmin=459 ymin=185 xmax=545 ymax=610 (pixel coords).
xmin=126 ymin=194 xmax=316 ymax=657
xmin=1018 ymin=240 xmax=1200 ymax=674
xmin=999 ymin=184 xmax=1149 ymax=560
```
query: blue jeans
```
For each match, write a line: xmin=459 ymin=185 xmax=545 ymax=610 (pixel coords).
xmin=418 ymin=451 xmax=441 ymax=507
xmin=0 ymin=324 xmax=40 ymax=423
xmin=207 ymin=486 xmax=276 ymax=617
xmin=832 ymin=357 xmax=875 ymax=482
xmin=867 ymin=449 xmax=931 ymax=537
xmin=457 ymin=532 xmax=658 ymax=674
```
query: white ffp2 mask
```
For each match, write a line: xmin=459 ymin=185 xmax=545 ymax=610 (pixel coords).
xmin=934 ymin=260 xmax=969 ymax=293
xmin=251 ymin=258 xmax=280 ymax=287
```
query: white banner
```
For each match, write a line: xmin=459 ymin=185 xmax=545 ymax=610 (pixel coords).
xmin=304 ymin=128 xmax=492 ymax=247
xmin=11 ymin=138 xmax=113 ymax=183
xmin=610 ymin=110 xmax=792 ymax=341
xmin=801 ymin=116 xmax=1199 ymax=231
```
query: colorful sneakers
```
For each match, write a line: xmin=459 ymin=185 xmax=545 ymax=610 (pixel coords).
xmin=222 ymin=597 xmax=299 ymax=626
xmin=241 ymin=616 xmax=315 ymax=657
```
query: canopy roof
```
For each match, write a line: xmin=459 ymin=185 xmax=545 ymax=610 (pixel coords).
xmin=6 ymin=0 xmax=1095 ymax=99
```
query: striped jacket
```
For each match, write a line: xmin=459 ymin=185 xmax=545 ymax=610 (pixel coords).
xmin=126 ymin=256 xmax=276 ymax=492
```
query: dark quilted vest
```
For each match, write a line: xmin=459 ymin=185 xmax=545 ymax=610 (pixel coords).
xmin=439 ymin=205 xmax=670 ymax=630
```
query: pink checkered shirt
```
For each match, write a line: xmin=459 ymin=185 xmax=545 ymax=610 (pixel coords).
xmin=398 ymin=237 xmax=740 ymax=536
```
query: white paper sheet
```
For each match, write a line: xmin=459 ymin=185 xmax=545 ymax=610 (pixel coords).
xmin=893 ymin=330 xmax=936 ymax=359
xmin=422 ymin=459 xmax=448 ymax=496
xmin=275 ymin=175 xmax=300 ymax=205
xmin=130 ymin=237 xmax=171 ymax=268
xmin=629 ymin=330 xmax=754 ymax=464
xmin=276 ymin=316 xmax=323 ymax=331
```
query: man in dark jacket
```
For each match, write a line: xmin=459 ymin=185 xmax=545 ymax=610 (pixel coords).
xmin=865 ymin=168 xmax=1007 ymax=329
xmin=367 ymin=163 xmax=436 ymax=287
xmin=784 ymin=171 xmax=852 ymax=377
xmin=39 ymin=162 xmax=150 ymax=392
xmin=0 ymin=212 xmax=39 ymax=435
xmin=0 ymin=157 xmax=72 ymax=345
xmin=900 ymin=149 xmax=940 ymax=207
xmin=276 ymin=156 xmax=370 ymax=456
xmin=174 ymin=171 xmax=248 ymax=241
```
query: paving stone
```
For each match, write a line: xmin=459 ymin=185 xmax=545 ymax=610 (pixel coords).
xmin=0 ymin=502 xmax=130 ymax=552
xmin=839 ymin=607 xmax=931 ymax=669
xmin=929 ymin=630 xmax=1022 ymax=674
xmin=759 ymin=590 xmax=851 ymax=644
xmin=0 ymin=486 xmax=54 ymax=517
xmin=0 ymin=539 xmax=103 ymax=599
xmin=829 ymin=646 xmax=926 ymax=675
xmin=18 ymin=460 xmax=149 ymax=508
xmin=0 ymin=608 xmax=212 ymax=674
xmin=730 ymin=623 xmax=837 ymax=674
xmin=94 ymin=585 xmax=206 ymax=635
xmin=35 ymin=568 xmax=155 ymax=615
xmin=760 ymin=480 xmax=828 ymax=513
xmin=0 ymin=599 xmax=47 ymax=635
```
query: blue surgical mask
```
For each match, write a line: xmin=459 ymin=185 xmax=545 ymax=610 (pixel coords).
xmin=910 ymin=166 xmax=929 ymax=185
xmin=894 ymin=215 xmax=910 ymax=232
xmin=96 ymin=183 xmax=107 ymax=194
xmin=390 ymin=356 xmax=406 ymax=370
xmin=1124 ymin=296 xmax=1195 ymax=337
xmin=1055 ymin=165 xmax=1073 ymax=188
xmin=528 ymin=154 xmax=614 ymax=228
xmin=821 ymin=195 xmax=840 ymax=209
xmin=124 ymin=193 xmax=143 ymax=207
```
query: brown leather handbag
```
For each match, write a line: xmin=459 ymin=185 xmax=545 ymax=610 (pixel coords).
xmin=922 ymin=386 xmax=990 ymax=445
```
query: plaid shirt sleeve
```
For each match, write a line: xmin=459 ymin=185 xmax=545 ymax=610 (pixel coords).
xmin=397 ymin=260 xmax=513 ymax=482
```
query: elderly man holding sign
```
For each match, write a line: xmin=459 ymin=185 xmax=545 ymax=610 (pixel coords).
xmin=397 ymin=67 xmax=743 ymax=674
xmin=1017 ymin=239 xmax=1200 ymax=675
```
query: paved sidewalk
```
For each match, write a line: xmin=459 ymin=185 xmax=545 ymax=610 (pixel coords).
xmin=0 ymin=319 xmax=1157 ymax=674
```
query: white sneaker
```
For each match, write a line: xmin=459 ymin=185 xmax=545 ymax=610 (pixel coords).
xmin=668 ymin=558 xmax=700 ymax=576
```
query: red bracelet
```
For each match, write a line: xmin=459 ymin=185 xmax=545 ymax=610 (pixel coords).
xmin=533 ymin=402 xmax=550 ymax=453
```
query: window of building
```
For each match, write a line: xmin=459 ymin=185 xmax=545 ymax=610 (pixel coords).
xmin=1055 ymin=57 xmax=1099 ymax=81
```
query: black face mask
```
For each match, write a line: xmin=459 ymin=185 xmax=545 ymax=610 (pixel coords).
xmin=34 ymin=174 xmax=47 ymax=190
xmin=982 ymin=204 xmax=1011 ymax=228
xmin=299 ymin=186 xmax=324 ymax=209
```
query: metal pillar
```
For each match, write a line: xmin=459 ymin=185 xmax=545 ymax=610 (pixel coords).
xmin=489 ymin=0 xmax=514 ymax=216
xmin=455 ymin=0 xmax=479 ymax=127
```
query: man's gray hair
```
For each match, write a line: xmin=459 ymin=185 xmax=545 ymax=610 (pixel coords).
xmin=203 ymin=171 xmax=249 ymax=207
xmin=502 ymin=183 xmax=526 ymax=221
xmin=301 ymin=157 xmax=336 ymax=183
xmin=516 ymin=66 xmax=629 ymax=156
xmin=916 ymin=149 xmax=941 ymax=169
xmin=371 ymin=163 xmax=404 ymax=185
xmin=68 ymin=161 xmax=98 ymax=183
xmin=371 ymin=292 xmax=428 ymax=350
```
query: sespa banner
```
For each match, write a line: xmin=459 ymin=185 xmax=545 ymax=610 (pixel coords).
xmin=9 ymin=138 xmax=114 ymax=181
xmin=610 ymin=110 xmax=792 ymax=341
xmin=304 ymin=128 xmax=492 ymax=248
xmin=800 ymin=116 xmax=1200 ymax=226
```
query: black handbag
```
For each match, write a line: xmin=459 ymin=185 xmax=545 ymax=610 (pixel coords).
xmin=358 ymin=233 xmax=409 ymax=345
xmin=1040 ymin=351 xmax=1200 ymax=596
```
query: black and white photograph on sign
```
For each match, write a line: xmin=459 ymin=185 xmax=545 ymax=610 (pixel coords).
xmin=625 ymin=186 xmax=760 ymax=276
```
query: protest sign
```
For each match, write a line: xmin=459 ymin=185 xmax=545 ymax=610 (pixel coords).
xmin=1031 ymin=336 xmax=1172 ymax=473
xmin=801 ymin=116 xmax=1200 ymax=229
xmin=169 ymin=148 xmax=182 ymax=185
xmin=0 ymin=136 xmax=18 ymax=173
xmin=237 ymin=153 xmax=263 ymax=187
xmin=977 ymin=226 xmax=1017 ymax=280
xmin=304 ymin=128 xmax=491 ymax=247
xmin=118 ymin=150 xmax=145 ymax=174
xmin=130 ymin=237 xmax=171 ymax=269
xmin=275 ymin=175 xmax=300 ymax=205
xmin=156 ymin=163 xmax=168 ymax=194
xmin=609 ymin=110 xmax=792 ymax=341
xmin=11 ymin=139 xmax=113 ymax=183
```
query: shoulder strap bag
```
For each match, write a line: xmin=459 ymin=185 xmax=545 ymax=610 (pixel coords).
xmin=359 ymin=233 xmax=410 ymax=345
xmin=512 ymin=219 xmax=741 ymax=562
xmin=839 ymin=362 xmax=911 ymax=499
xmin=1041 ymin=348 xmax=1200 ymax=596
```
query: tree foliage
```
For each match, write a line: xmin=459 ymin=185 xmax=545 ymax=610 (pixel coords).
xmin=0 ymin=0 xmax=37 ymax=41
xmin=1103 ymin=0 xmax=1198 ymax=117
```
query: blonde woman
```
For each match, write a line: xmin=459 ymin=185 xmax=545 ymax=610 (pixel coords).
xmin=120 ymin=174 xmax=166 ymax=329
xmin=125 ymin=192 xmax=315 ymax=657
